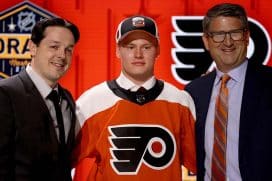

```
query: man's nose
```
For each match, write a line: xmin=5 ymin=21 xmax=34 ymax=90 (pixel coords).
xmin=223 ymin=33 xmax=234 ymax=45
xmin=135 ymin=48 xmax=143 ymax=58
xmin=57 ymin=49 xmax=66 ymax=58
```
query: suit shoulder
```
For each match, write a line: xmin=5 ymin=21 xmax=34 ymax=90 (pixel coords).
xmin=0 ymin=74 xmax=25 ymax=97
xmin=249 ymin=63 xmax=272 ymax=83
xmin=185 ymin=72 xmax=214 ymax=89
xmin=0 ymin=74 xmax=21 ymax=88
xmin=260 ymin=64 xmax=272 ymax=76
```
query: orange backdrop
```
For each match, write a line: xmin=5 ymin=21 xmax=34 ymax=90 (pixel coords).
xmin=1 ymin=0 xmax=272 ymax=101
xmin=1 ymin=1 xmax=271 ymax=180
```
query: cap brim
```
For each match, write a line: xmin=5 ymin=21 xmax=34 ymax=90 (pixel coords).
xmin=118 ymin=30 xmax=158 ymax=46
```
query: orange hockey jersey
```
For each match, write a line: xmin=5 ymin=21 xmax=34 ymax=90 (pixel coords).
xmin=72 ymin=79 xmax=196 ymax=181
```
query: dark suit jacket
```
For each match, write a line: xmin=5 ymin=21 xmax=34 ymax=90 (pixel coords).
xmin=185 ymin=60 xmax=272 ymax=181
xmin=0 ymin=69 xmax=76 ymax=181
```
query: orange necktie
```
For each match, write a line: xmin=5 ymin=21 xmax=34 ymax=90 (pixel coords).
xmin=212 ymin=74 xmax=230 ymax=181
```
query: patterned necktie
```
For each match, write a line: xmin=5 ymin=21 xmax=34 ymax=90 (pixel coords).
xmin=47 ymin=90 xmax=66 ymax=147
xmin=212 ymin=74 xmax=231 ymax=181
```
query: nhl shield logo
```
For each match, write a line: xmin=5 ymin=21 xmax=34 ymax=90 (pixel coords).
xmin=0 ymin=1 xmax=57 ymax=79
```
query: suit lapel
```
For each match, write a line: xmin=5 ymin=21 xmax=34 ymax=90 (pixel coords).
xmin=193 ymin=71 xmax=216 ymax=140
xmin=197 ymin=71 xmax=216 ymax=126
xmin=187 ymin=71 xmax=216 ymax=179
xmin=238 ymin=61 xmax=261 ymax=170
xmin=18 ymin=70 xmax=59 ymax=148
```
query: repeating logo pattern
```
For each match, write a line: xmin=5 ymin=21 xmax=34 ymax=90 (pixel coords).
xmin=171 ymin=16 xmax=271 ymax=84
xmin=0 ymin=1 xmax=56 ymax=79
xmin=108 ymin=124 xmax=176 ymax=175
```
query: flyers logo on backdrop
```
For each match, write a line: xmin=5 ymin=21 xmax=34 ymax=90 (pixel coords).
xmin=0 ymin=1 xmax=56 ymax=79
xmin=108 ymin=124 xmax=176 ymax=175
xmin=171 ymin=16 xmax=272 ymax=84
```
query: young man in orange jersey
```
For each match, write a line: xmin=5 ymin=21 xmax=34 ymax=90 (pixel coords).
xmin=72 ymin=15 xmax=196 ymax=181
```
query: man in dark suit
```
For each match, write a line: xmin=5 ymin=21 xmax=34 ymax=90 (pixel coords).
xmin=0 ymin=18 xmax=80 ymax=180
xmin=185 ymin=3 xmax=272 ymax=181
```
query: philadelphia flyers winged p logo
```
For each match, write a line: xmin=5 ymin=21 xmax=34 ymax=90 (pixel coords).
xmin=171 ymin=16 xmax=271 ymax=84
xmin=108 ymin=124 xmax=176 ymax=175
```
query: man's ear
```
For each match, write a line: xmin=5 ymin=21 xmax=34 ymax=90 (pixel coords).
xmin=202 ymin=35 xmax=210 ymax=51
xmin=116 ymin=45 xmax=121 ymax=59
xmin=28 ymin=40 xmax=37 ymax=57
xmin=156 ymin=46 xmax=160 ymax=58
xmin=245 ymin=30 xmax=250 ymax=46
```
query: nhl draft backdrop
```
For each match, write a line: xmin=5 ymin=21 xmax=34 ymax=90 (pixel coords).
xmin=1 ymin=0 xmax=271 ymax=99
xmin=0 ymin=1 xmax=271 ymax=179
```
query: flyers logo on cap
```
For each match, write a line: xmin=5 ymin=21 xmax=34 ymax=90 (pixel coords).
xmin=132 ymin=17 xmax=145 ymax=28
xmin=0 ymin=1 xmax=56 ymax=79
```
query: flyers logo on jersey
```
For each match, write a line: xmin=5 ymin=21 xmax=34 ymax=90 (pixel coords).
xmin=108 ymin=124 xmax=176 ymax=175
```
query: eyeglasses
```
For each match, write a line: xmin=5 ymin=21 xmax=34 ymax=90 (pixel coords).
xmin=207 ymin=28 xmax=247 ymax=43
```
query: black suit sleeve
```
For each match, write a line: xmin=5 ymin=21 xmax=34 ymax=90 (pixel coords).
xmin=0 ymin=86 xmax=15 ymax=179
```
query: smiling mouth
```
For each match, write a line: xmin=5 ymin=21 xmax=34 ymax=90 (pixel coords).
xmin=52 ymin=62 xmax=65 ymax=67
xmin=223 ymin=49 xmax=234 ymax=52
xmin=132 ymin=62 xmax=145 ymax=66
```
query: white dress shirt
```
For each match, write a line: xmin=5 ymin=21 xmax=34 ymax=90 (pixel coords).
xmin=204 ymin=60 xmax=248 ymax=181
xmin=26 ymin=65 xmax=72 ymax=142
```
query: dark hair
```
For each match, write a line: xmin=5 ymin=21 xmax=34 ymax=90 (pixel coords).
xmin=203 ymin=3 xmax=248 ymax=33
xmin=31 ymin=17 xmax=80 ymax=45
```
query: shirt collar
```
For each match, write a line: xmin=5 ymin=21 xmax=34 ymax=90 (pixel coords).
xmin=215 ymin=59 xmax=248 ymax=85
xmin=26 ymin=64 xmax=58 ymax=98
xmin=116 ymin=72 xmax=156 ymax=91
